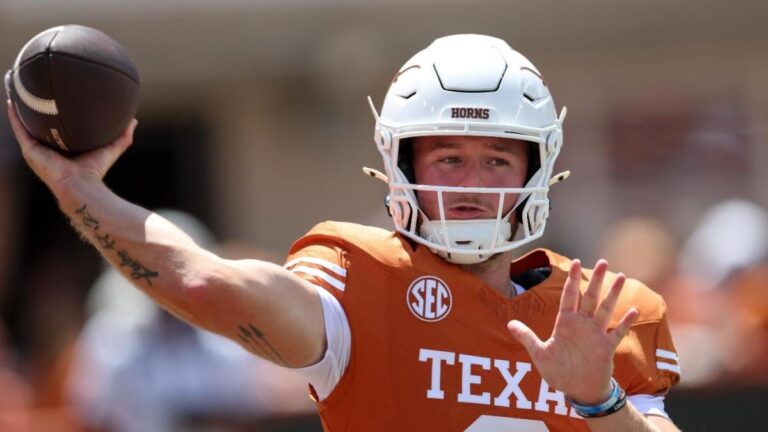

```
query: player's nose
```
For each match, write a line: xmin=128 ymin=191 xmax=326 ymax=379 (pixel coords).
xmin=454 ymin=161 xmax=488 ymax=188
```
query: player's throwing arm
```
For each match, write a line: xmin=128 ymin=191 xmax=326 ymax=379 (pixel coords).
xmin=7 ymin=102 xmax=325 ymax=367
xmin=6 ymin=102 xmax=326 ymax=367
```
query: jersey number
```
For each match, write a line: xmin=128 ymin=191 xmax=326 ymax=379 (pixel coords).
xmin=465 ymin=415 xmax=550 ymax=431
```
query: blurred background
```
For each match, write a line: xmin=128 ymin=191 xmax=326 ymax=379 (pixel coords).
xmin=1 ymin=0 xmax=767 ymax=430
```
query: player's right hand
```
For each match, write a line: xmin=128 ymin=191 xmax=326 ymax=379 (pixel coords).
xmin=507 ymin=259 xmax=638 ymax=406
xmin=7 ymin=100 xmax=137 ymax=191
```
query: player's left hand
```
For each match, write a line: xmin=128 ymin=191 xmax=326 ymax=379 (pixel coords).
xmin=507 ymin=259 xmax=638 ymax=405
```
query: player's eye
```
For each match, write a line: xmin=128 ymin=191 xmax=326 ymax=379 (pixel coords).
xmin=487 ymin=158 xmax=511 ymax=167
xmin=439 ymin=156 xmax=462 ymax=165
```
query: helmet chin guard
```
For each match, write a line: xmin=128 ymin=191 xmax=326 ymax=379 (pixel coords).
xmin=369 ymin=34 xmax=568 ymax=264
xmin=420 ymin=219 xmax=513 ymax=265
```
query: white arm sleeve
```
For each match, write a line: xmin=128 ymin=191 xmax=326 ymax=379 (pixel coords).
xmin=292 ymin=286 xmax=351 ymax=400
xmin=627 ymin=394 xmax=669 ymax=418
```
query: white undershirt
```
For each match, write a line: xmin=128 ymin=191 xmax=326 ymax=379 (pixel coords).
xmin=294 ymin=284 xmax=669 ymax=419
xmin=293 ymin=287 xmax=351 ymax=400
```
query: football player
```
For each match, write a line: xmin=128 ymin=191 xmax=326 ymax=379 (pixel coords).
xmin=7 ymin=34 xmax=680 ymax=431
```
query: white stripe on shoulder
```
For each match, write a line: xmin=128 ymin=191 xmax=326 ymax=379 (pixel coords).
xmin=655 ymin=349 xmax=678 ymax=361
xmin=285 ymin=257 xmax=347 ymax=277
xmin=656 ymin=361 xmax=681 ymax=374
xmin=291 ymin=266 xmax=345 ymax=291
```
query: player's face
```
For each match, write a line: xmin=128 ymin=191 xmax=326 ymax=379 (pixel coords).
xmin=411 ymin=135 xmax=529 ymax=221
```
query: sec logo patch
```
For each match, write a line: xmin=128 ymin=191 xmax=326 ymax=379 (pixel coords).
xmin=406 ymin=276 xmax=453 ymax=322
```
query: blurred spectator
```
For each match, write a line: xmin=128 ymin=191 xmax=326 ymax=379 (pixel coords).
xmin=679 ymin=199 xmax=768 ymax=292
xmin=67 ymin=210 xmax=314 ymax=432
xmin=729 ymin=264 xmax=768 ymax=384
xmin=13 ymin=239 xmax=93 ymax=432
xmin=596 ymin=216 xmax=678 ymax=290
xmin=597 ymin=215 xmax=727 ymax=387
xmin=600 ymin=201 xmax=768 ymax=389
xmin=676 ymin=199 xmax=768 ymax=385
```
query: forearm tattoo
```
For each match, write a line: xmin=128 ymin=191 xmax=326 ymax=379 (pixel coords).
xmin=75 ymin=204 xmax=159 ymax=286
xmin=237 ymin=323 xmax=288 ymax=366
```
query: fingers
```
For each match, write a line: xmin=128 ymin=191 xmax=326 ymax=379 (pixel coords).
xmin=123 ymin=118 xmax=138 ymax=139
xmin=111 ymin=118 xmax=137 ymax=151
xmin=608 ymin=307 xmax=638 ymax=348
xmin=594 ymin=273 xmax=626 ymax=328
xmin=562 ymin=258 xmax=631 ymax=328
xmin=580 ymin=259 xmax=608 ymax=317
xmin=559 ymin=259 xmax=582 ymax=313
xmin=507 ymin=320 xmax=542 ymax=356
xmin=75 ymin=118 xmax=138 ymax=176
xmin=110 ymin=118 xmax=137 ymax=154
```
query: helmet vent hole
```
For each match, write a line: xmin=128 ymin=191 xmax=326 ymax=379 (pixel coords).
xmin=523 ymin=92 xmax=536 ymax=102
xmin=455 ymin=240 xmax=472 ymax=245
xmin=400 ymin=91 xmax=417 ymax=100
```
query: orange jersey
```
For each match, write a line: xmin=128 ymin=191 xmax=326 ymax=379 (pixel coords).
xmin=286 ymin=222 xmax=680 ymax=432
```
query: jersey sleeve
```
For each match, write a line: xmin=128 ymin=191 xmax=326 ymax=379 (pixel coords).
xmin=616 ymin=309 xmax=682 ymax=397
xmin=284 ymin=241 xmax=348 ymax=302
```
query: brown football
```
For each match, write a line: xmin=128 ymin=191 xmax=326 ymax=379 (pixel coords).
xmin=5 ymin=25 xmax=140 ymax=153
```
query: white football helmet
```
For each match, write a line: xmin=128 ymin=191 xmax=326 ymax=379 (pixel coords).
xmin=368 ymin=34 xmax=567 ymax=265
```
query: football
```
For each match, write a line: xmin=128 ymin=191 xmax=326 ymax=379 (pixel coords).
xmin=4 ymin=25 xmax=140 ymax=153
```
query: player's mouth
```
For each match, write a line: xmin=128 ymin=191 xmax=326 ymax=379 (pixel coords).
xmin=445 ymin=204 xmax=493 ymax=219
